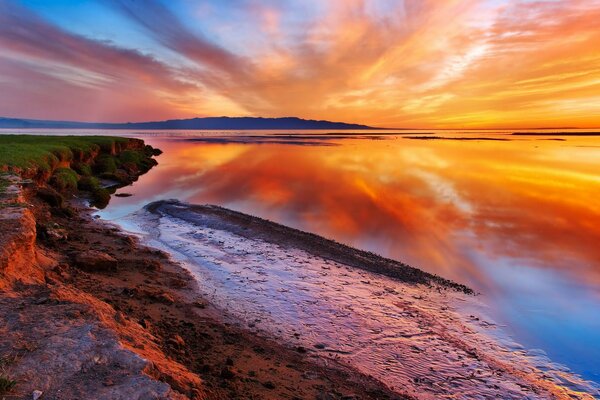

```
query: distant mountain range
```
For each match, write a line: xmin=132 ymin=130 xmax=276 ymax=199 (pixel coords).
xmin=0 ymin=116 xmax=380 ymax=130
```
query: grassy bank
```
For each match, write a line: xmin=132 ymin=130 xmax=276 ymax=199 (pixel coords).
xmin=0 ymin=135 xmax=160 ymax=208
xmin=0 ymin=135 xmax=131 ymax=172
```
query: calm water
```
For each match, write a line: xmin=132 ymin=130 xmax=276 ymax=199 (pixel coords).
xmin=5 ymin=129 xmax=599 ymax=385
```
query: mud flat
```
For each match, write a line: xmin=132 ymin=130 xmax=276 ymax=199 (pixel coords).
xmin=120 ymin=200 xmax=600 ymax=400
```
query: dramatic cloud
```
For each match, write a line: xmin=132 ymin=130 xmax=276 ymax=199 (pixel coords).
xmin=1 ymin=0 xmax=599 ymax=127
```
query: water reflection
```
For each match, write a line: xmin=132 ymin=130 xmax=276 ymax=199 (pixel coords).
xmin=102 ymin=134 xmax=600 ymax=383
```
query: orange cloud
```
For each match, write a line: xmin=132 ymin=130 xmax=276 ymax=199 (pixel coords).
xmin=1 ymin=1 xmax=600 ymax=127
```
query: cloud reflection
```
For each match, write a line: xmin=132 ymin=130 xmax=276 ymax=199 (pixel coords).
xmin=110 ymin=136 xmax=600 ymax=295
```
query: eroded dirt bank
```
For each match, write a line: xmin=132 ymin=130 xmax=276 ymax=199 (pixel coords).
xmin=0 ymin=178 xmax=406 ymax=399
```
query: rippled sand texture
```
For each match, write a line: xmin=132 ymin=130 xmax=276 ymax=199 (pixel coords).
xmin=125 ymin=201 xmax=599 ymax=399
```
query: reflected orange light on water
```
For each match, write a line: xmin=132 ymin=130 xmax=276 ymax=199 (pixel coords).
xmin=99 ymin=133 xmax=600 ymax=381
xmin=133 ymin=137 xmax=600 ymax=295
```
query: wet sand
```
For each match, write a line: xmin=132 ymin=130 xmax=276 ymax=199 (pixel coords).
xmin=119 ymin=200 xmax=599 ymax=399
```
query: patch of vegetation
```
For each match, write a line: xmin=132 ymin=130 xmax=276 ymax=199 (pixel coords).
xmin=0 ymin=375 xmax=16 ymax=395
xmin=78 ymin=176 xmax=111 ymax=208
xmin=91 ymin=187 xmax=111 ymax=208
xmin=77 ymin=176 xmax=100 ymax=191
xmin=0 ymin=135 xmax=159 ymax=209
xmin=72 ymin=162 xmax=92 ymax=176
xmin=119 ymin=149 xmax=144 ymax=165
xmin=0 ymin=135 xmax=130 ymax=173
xmin=50 ymin=167 xmax=78 ymax=191
xmin=93 ymin=154 xmax=118 ymax=174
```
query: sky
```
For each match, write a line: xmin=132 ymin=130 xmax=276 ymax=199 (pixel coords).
xmin=0 ymin=0 xmax=599 ymax=128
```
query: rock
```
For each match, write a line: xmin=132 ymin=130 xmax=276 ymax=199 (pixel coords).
xmin=156 ymin=291 xmax=175 ymax=304
xmin=139 ymin=318 xmax=151 ymax=329
xmin=192 ymin=300 xmax=207 ymax=309
xmin=120 ymin=162 xmax=140 ymax=175
xmin=121 ymin=236 xmax=136 ymax=246
xmin=220 ymin=367 xmax=235 ymax=380
xmin=135 ymin=286 xmax=175 ymax=304
xmin=262 ymin=381 xmax=276 ymax=389
xmin=144 ymin=260 xmax=162 ymax=271
xmin=114 ymin=311 xmax=126 ymax=324
xmin=74 ymin=250 xmax=118 ymax=271
xmin=45 ymin=225 xmax=68 ymax=241
xmin=316 ymin=392 xmax=337 ymax=400
xmin=32 ymin=390 xmax=43 ymax=400
xmin=168 ymin=335 xmax=186 ymax=348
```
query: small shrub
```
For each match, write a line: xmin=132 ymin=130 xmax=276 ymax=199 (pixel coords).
xmin=50 ymin=168 xmax=78 ymax=192
xmin=72 ymin=162 xmax=92 ymax=176
xmin=78 ymin=176 xmax=100 ymax=191
xmin=94 ymin=155 xmax=117 ymax=174
xmin=120 ymin=150 xmax=156 ymax=172
xmin=50 ymin=147 xmax=73 ymax=162
xmin=92 ymin=187 xmax=111 ymax=209
xmin=119 ymin=150 xmax=142 ymax=164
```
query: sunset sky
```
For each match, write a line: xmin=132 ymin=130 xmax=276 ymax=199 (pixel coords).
xmin=1 ymin=0 xmax=599 ymax=128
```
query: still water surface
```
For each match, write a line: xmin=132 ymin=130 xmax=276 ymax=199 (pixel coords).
xmin=5 ymin=129 xmax=599 ymax=385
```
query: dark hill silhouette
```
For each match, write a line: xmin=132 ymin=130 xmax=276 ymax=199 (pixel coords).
xmin=0 ymin=116 xmax=381 ymax=130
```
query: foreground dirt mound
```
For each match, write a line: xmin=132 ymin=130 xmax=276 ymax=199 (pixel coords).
xmin=0 ymin=287 xmax=178 ymax=400
xmin=0 ymin=177 xmax=197 ymax=399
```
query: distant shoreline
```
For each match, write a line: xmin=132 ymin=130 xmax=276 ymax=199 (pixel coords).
xmin=0 ymin=116 xmax=385 ymax=130
xmin=512 ymin=132 xmax=600 ymax=136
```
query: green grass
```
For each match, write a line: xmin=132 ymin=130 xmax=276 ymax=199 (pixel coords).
xmin=72 ymin=162 xmax=92 ymax=176
xmin=50 ymin=167 xmax=78 ymax=191
xmin=0 ymin=135 xmax=130 ymax=173
xmin=94 ymin=154 xmax=118 ymax=174
xmin=0 ymin=135 xmax=159 ymax=209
